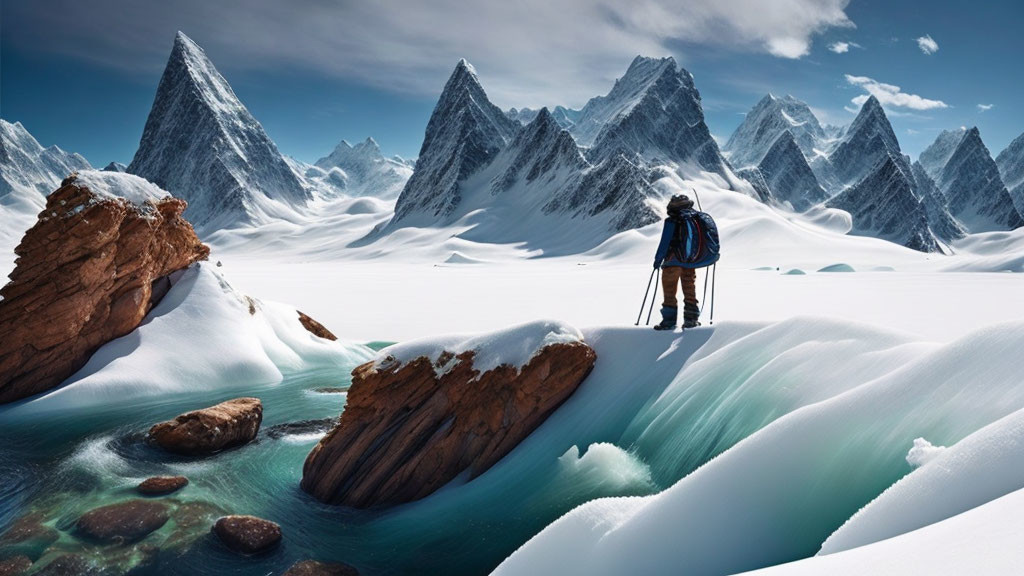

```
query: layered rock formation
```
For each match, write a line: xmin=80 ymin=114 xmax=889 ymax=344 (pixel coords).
xmin=148 ymin=397 xmax=262 ymax=455
xmin=0 ymin=171 xmax=209 ymax=404
xmin=302 ymin=327 xmax=596 ymax=508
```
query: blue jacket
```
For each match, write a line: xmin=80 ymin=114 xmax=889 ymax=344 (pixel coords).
xmin=654 ymin=218 xmax=686 ymax=268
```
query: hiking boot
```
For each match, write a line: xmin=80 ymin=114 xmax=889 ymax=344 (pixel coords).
xmin=683 ymin=318 xmax=701 ymax=329
xmin=654 ymin=306 xmax=677 ymax=331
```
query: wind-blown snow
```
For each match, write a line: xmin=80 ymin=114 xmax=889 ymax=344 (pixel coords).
xmin=374 ymin=320 xmax=583 ymax=375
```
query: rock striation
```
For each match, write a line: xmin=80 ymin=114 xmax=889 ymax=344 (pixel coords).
xmin=0 ymin=171 xmax=209 ymax=404
xmin=148 ymin=397 xmax=263 ymax=455
xmin=301 ymin=332 xmax=596 ymax=508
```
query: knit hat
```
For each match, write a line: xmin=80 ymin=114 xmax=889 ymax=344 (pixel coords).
xmin=667 ymin=194 xmax=694 ymax=212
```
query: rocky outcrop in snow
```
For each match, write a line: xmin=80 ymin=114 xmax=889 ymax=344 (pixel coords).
xmin=392 ymin=59 xmax=519 ymax=224
xmin=910 ymin=161 xmax=967 ymax=242
xmin=995 ymin=131 xmax=1024 ymax=214
xmin=918 ymin=127 xmax=1023 ymax=232
xmin=128 ymin=32 xmax=311 ymax=233
xmin=312 ymin=137 xmax=412 ymax=200
xmin=0 ymin=171 xmax=209 ymax=403
xmin=301 ymin=321 xmax=597 ymax=508
xmin=826 ymin=155 xmax=939 ymax=252
xmin=724 ymin=94 xmax=827 ymax=169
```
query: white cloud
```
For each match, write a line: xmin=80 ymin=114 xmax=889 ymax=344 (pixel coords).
xmin=5 ymin=0 xmax=855 ymax=107
xmin=916 ymin=35 xmax=939 ymax=55
xmin=906 ymin=128 xmax=919 ymax=135
xmin=828 ymin=41 xmax=861 ymax=54
xmin=845 ymin=74 xmax=948 ymax=110
xmin=977 ymin=103 xmax=994 ymax=112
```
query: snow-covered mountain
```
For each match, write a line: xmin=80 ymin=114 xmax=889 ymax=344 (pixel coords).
xmin=391 ymin=59 xmax=520 ymax=224
xmin=577 ymin=57 xmax=733 ymax=182
xmin=826 ymin=154 xmax=939 ymax=252
xmin=910 ymin=161 xmax=967 ymax=243
xmin=918 ymin=127 xmax=1023 ymax=232
xmin=506 ymin=106 xmax=581 ymax=129
xmin=128 ymin=32 xmax=311 ymax=233
xmin=743 ymin=130 xmax=826 ymax=211
xmin=310 ymin=137 xmax=412 ymax=200
xmin=385 ymin=57 xmax=662 ymax=251
xmin=724 ymin=94 xmax=827 ymax=169
xmin=101 ymin=161 xmax=127 ymax=172
xmin=1 ymin=119 xmax=91 ymax=206
xmin=0 ymin=119 xmax=92 ymax=264
xmin=995 ymin=131 xmax=1024 ymax=213
xmin=827 ymin=96 xmax=905 ymax=189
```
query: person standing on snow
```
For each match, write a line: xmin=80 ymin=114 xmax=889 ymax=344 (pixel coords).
xmin=652 ymin=194 xmax=717 ymax=330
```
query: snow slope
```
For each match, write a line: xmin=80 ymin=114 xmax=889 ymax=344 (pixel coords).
xmin=492 ymin=319 xmax=1024 ymax=576
xmin=741 ymin=488 xmax=1024 ymax=576
xmin=0 ymin=263 xmax=373 ymax=415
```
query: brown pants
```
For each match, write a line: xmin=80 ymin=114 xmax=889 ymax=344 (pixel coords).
xmin=662 ymin=266 xmax=699 ymax=321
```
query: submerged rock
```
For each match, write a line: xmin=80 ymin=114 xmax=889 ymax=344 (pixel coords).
xmin=0 ymin=172 xmax=209 ymax=404
xmin=211 ymin=515 xmax=281 ymax=554
xmin=137 ymin=476 xmax=189 ymax=495
xmin=284 ymin=560 xmax=360 ymax=576
xmin=148 ymin=397 xmax=262 ymax=455
xmin=265 ymin=418 xmax=337 ymax=439
xmin=301 ymin=332 xmax=597 ymax=508
xmin=297 ymin=311 xmax=338 ymax=341
xmin=30 ymin=554 xmax=97 ymax=576
xmin=76 ymin=500 xmax=170 ymax=543
xmin=0 ymin=512 xmax=59 ymax=549
xmin=0 ymin=555 xmax=32 ymax=576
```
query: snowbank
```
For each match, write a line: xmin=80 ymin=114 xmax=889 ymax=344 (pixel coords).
xmin=740 ymin=488 xmax=1024 ymax=575
xmin=71 ymin=170 xmax=170 ymax=206
xmin=491 ymin=320 xmax=1024 ymax=576
xmin=1 ymin=263 xmax=373 ymax=415
xmin=374 ymin=320 xmax=583 ymax=375
xmin=819 ymin=407 xmax=1024 ymax=555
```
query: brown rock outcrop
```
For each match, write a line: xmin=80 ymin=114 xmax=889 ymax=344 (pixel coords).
xmin=0 ymin=173 xmax=209 ymax=403
xmin=211 ymin=515 xmax=281 ymax=554
xmin=75 ymin=500 xmax=170 ymax=543
xmin=148 ymin=397 xmax=262 ymax=455
xmin=284 ymin=560 xmax=360 ymax=576
xmin=298 ymin=311 xmax=337 ymax=341
xmin=137 ymin=475 xmax=189 ymax=495
xmin=301 ymin=340 xmax=596 ymax=508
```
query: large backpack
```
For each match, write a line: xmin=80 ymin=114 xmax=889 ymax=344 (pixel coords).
xmin=669 ymin=210 xmax=720 ymax=268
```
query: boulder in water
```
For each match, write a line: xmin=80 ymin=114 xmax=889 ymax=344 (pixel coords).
xmin=137 ymin=476 xmax=189 ymax=495
xmin=284 ymin=560 xmax=360 ymax=576
xmin=148 ymin=397 xmax=262 ymax=455
xmin=75 ymin=500 xmax=170 ymax=543
xmin=211 ymin=515 xmax=281 ymax=554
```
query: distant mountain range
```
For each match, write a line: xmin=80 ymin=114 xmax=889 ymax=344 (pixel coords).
xmin=725 ymin=92 xmax=1024 ymax=251
xmin=2 ymin=32 xmax=1023 ymax=255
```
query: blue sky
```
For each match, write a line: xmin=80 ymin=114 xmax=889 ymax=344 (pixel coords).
xmin=2 ymin=0 xmax=1021 ymax=167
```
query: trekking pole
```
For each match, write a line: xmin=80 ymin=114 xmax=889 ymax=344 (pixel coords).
xmin=691 ymin=188 xmax=703 ymax=212
xmin=709 ymin=262 xmax=717 ymax=325
xmin=646 ymin=269 xmax=660 ymax=325
xmin=635 ymin=268 xmax=657 ymax=326
xmin=700 ymin=266 xmax=710 ymax=314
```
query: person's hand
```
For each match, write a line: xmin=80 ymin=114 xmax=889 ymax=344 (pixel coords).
xmin=653 ymin=261 xmax=661 ymax=270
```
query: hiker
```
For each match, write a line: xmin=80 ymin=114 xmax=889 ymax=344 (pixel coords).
xmin=652 ymin=194 xmax=719 ymax=330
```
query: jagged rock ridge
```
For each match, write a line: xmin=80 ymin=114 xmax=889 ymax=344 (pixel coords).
xmin=128 ymin=32 xmax=310 ymax=233
xmin=919 ymin=127 xmax=1023 ymax=232
xmin=724 ymin=94 xmax=826 ymax=168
